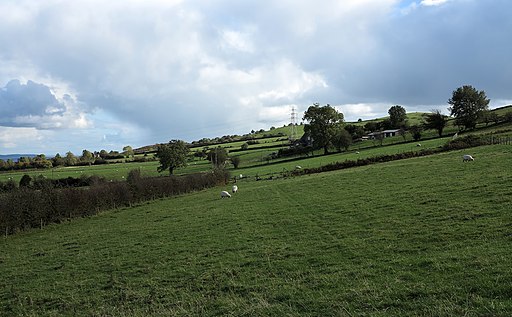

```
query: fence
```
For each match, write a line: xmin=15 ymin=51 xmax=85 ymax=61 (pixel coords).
xmin=486 ymin=136 xmax=512 ymax=145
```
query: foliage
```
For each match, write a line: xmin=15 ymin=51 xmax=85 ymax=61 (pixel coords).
xmin=423 ymin=109 xmax=448 ymax=137
xmin=156 ymin=140 xmax=190 ymax=175
xmin=303 ymin=103 xmax=344 ymax=155
xmin=442 ymin=134 xmax=488 ymax=150
xmin=448 ymin=85 xmax=490 ymax=130
xmin=19 ymin=174 xmax=32 ymax=187
xmin=230 ymin=156 xmax=241 ymax=169
xmin=344 ymin=124 xmax=365 ymax=139
xmin=332 ymin=126 xmax=352 ymax=152
xmin=409 ymin=125 xmax=422 ymax=141
xmin=0 ymin=169 xmax=229 ymax=235
xmin=207 ymin=147 xmax=229 ymax=168
xmin=364 ymin=121 xmax=379 ymax=132
xmin=388 ymin=105 xmax=407 ymax=128
xmin=122 ymin=145 xmax=134 ymax=157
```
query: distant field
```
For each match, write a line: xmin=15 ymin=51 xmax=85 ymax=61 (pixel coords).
xmin=2 ymin=121 xmax=512 ymax=183
xmin=1 ymin=144 xmax=511 ymax=316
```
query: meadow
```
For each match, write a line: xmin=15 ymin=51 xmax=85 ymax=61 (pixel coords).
xmin=1 ymin=144 xmax=511 ymax=316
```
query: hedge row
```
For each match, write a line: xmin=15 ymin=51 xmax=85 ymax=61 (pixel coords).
xmin=0 ymin=169 xmax=230 ymax=235
xmin=289 ymin=134 xmax=489 ymax=176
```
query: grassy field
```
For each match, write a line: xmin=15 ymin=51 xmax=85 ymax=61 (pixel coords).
xmin=2 ymin=120 xmax=511 ymax=183
xmin=1 ymin=144 xmax=511 ymax=316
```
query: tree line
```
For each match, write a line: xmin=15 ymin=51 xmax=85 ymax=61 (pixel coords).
xmin=0 ymin=146 xmax=152 ymax=172
xmin=291 ymin=85 xmax=509 ymax=156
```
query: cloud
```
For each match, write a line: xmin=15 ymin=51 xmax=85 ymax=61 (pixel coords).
xmin=0 ymin=127 xmax=42 ymax=150
xmin=420 ymin=0 xmax=450 ymax=6
xmin=0 ymin=0 xmax=511 ymax=154
xmin=0 ymin=80 xmax=92 ymax=130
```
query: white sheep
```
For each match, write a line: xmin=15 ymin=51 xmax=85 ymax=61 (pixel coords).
xmin=295 ymin=165 xmax=302 ymax=170
xmin=462 ymin=154 xmax=474 ymax=162
xmin=220 ymin=191 xmax=231 ymax=198
xmin=416 ymin=143 xmax=421 ymax=147
xmin=232 ymin=185 xmax=238 ymax=193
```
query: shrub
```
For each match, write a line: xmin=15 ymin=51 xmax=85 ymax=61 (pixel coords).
xmin=0 ymin=169 xmax=230 ymax=235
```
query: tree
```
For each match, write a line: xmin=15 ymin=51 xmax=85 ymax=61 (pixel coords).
xmin=81 ymin=150 xmax=94 ymax=165
xmin=398 ymin=128 xmax=407 ymax=141
xmin=19 ymin=174 xmax=32 ymax=187
xmin=303 ymin=103 xmax=344 ymax=155
xmin=122 ymin=145 xmax=134 ymax=158
xmin=332 ymin=127 xmax=352 ymax=152
xmin=207 ymin=147 xmax=229 ymax=168
xmin=448 ymin=85 xmax=490 ymax=130
xmin=155 ymin=140 xmax=189 ymax=175
xmin=364 ymin=121 xmax=378 ymax=133
xmin=409 ymin=125 xmax=422 ymax=141
xmin=52 ymin=153 xmax=65 ymax=167
xmin=230 ymin=156 xmax=241 ymax=169
xmin=344 ymin=124 xmax=365 ymax=140
xmin=65 ymin=151 xmax=78 ymax=166
xmin=423 ymin=109 xmax=448 ymax=137
xmin=388 ymin=105 xmax=407 ymax=128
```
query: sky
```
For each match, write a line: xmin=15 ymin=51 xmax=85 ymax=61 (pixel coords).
xmin=1 ymin=0 xmax=511 ymax=155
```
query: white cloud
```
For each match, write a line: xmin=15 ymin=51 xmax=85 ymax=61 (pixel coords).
xmin=0 ymin=127 xmax=42 ymax=150
xmin=0 ymin=0 xmax=511 ymax=154
xmin=420 ymin=0 xmax=450 ymax=6
xmin=220 ymin=29 xmax=255 ymax=53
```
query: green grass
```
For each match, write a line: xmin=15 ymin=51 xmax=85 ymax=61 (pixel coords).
xmin=1 ymin=145 xmax=511 ymax=316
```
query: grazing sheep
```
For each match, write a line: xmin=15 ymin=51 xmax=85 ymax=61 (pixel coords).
xmin=220 ymin=191 xmax=231 ymax=198
xmin=416 ymin=143 xmax=421 ymax=147
xmin=295 ymin=165 xmax=302 ymax=170
xmin=232 ymin=185 xmax=238 ymax=193
xmin=239 ymin=174 xmax=243 ymax=179
xmin=462 ymin=154 xmax=474 ymax=162
xmin=355 ymin=151 xmax=360 ymax=154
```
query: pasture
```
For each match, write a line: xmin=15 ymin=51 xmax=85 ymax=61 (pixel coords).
xmin=1 ymin=145 xmax=511 ymax=316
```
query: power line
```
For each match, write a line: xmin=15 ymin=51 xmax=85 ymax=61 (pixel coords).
xmin=290 ymin=106 xmax=298 ymax=140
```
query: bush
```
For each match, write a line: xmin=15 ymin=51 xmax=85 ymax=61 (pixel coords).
xmin=0 ymin=169 xmax=230 ymax=235
xmin=442 ymin=135 xmax=488 ymax=150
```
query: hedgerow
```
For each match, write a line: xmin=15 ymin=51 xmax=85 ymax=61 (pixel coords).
xmin=0 ymin=169 xmax=229 ymax=235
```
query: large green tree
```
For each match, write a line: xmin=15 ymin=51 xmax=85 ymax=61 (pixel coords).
xmin=332 ymin=127 xmax=352 ymax=152
xmin=303 ymin=103 xmax=344 ymax=155
xmin=388 ymin=105 xmax=407 ymax=129
xmin=423 ymin=109 xmax=448 ymax=137
xmin=156 ymin=140 xmax=189 ymax=175
xmin=448 ymin=85 xmax=490 ymax=130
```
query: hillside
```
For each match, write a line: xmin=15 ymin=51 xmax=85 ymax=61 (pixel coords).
xmin=1 ymin=144 xmax=511 ymax=316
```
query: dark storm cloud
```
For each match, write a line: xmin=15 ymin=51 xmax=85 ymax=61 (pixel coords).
xmin=0 ymin=79 xmax=65 ymax=127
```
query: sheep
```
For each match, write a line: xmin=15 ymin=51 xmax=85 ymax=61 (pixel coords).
xmin=462 ymin=154 xmax=474 ymax=162
xmin=295 ymin=165 xmax=302 ymax=170
xmin=232 ymin=185 xmax=238 ymax=193
xmin=355 ymin=151 xmax=360 ymax=154
xmin=416 ymin=143 xmax=421 ymax=147
xmin=220 ymin=190 xmax=231 ymax=198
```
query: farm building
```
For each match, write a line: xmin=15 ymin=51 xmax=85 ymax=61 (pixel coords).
xmin=366 ymin=129 xmax=401 ymax=139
